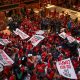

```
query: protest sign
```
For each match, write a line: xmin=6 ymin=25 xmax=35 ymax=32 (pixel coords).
xmin=14 ymin=28 xmax=29 ymax=39
xmin=56 ymin=58 xmax=77 ymax=79
xmin=67 ymin=35 xmax=75 ymax=43
xmin=29 ymin=35 xmax=45 ymax=46
xmin=36 ymin=30 xmax=44 ymax=35
xmin=59 ymin=32 xmax=67 ymax=39
xmin=0 ymin=39 xmax=10 ymax=45
xmin=77 ymin=48 xmax=80 ymax=57
xmin=13 ymin=30 xmax=18 ymax=35
xmin=59 ymin=32 xmax=76 ymax=43
xmin=0 ymin=49 xmax=14 ymax=66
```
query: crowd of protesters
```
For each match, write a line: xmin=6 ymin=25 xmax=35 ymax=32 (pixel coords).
xmin=0 ymin=8 xmax=80 ymax=80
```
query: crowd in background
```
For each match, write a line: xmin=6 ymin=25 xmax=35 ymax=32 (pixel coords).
xmin=0 ymin=7 xmax=80 ymax=80
xmin=0 ymin=0 xmax=80 ymax=11
xmin=40 ymin=0 xmax=80 ymax=11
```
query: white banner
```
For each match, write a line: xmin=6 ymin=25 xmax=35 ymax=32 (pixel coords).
xmin=0 ymin=39 xmax=11 ymax=45
xmin=14 ymin=28 xmax=29 ymax=39
xmin=59 ymin=32 xmax=77 ymax=43
xmin=76 ymin=40 xmax=80 ymax=43
xmin=36 ymin=30 xmax=44 ymax=35
xmin=29 ymin=35 xmax=45 ymax=46
xmin=59 ymin=32 xmax=67 ymax=39
xmin=56 ymin=58 xmax=77 ymax=79
xmin=66 ymin=35 xmax=76 ymax=43
xmin=77 ymin=48 xmax=80 ymax=57
xmin=13 ymin=30 xmax=18 ymax=35
xmin=0 ymin=49 xmax=14 ymax=66
xmin=0 ymin=64 xmax=3 ymax=72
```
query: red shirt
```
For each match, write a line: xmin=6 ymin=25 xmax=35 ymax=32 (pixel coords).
xmin=9 ymin=75 xmax=15 ymax=80
xmin=4 ymin=66 xmax=10 ymax=75
xmin=72 ymin=60 xmax=79 ymax=69
xmin=36 ymin=63 xmax=46 ymax=73
xmin=46 ymin=43 xmax=51 ymax=48
xmin=47 ymin=71 xmax=54 ymax=80
xmin=58 ymin=54 xmax=63 ymax=61
xmin=30 ymin=74 xmax=37 ymax=80
xmin=0 ymin=45 xmax=4 ymax=49
xmin=26 ymin=44 xmax=33 ymax=50
xmin=42 ymin=51 xmax=47 ymax=61
xmin=20 ymin=66 xmax=25 ymax=72
xmin=33 ymin=47 xmax=39 ymax=53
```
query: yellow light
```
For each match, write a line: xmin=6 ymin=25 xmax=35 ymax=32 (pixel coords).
xmin=46 ymin=4 xmax=55 ymax=8
xmin=34 ymin=10 xmax=39 ymax=13
xmin=34 ymin=9 xmax=39 ymax=14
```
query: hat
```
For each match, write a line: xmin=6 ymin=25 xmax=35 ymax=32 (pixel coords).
xmin=28 ymin=54 xmax=32 ymax=57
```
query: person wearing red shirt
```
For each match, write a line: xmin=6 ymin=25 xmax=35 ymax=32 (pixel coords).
xmin=26 ymin=41 xmax=33 ymax=51
xmin=58 ymin=54 xmax=64 ymax=61
xmin=46 ymin=69 xmax=54 ymax=80
xmin=9 ymin=74 xmax=16 ymax=80
xmin=30 ymin=72 xmax=37 ymax=80
xmin=27 ymin=54 xmax=34 ymax=73
xmin=72 ymin=59 xmax=79 ymax=69
xmin=41 ymin=50 xmax=47 ymax=62
xmin=3 ymin=66 xmax=11 ymax=77
xmin=36 ymin=61 xmax=46 ymax=80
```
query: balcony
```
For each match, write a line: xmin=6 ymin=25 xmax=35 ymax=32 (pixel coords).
xmin=0 ymin=0 xmax=39 ymax=11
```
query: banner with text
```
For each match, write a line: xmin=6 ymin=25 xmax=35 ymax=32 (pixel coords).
xmin=36 ymin=30 xmax=45 ymax=35
xmin=59 ymin=32 xmax=67 ymax=39
xmin=29 ymin=35 xmax=45 ymax=46
xmin=77 ymin=48 xmax=80 ymax=57
xmin=14 ymin=28 xmax=29 ymax=39
xmin=0 ymin=39 xmax=11 ymax=45
xmin=0 ymin=49 xmax=14 ymax=66
xmin=66 ymin=35 xmax=76 ymax=43
xmin=59 ymin=32 xmax=79 ymax=43
xmin=56 ymin=58 xmax=77 ymax=79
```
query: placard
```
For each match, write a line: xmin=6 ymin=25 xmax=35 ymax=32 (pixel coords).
xmin=36 ymin=30 xmax=44 ymax=35
xmin=0 ymin=39 xmax=10 ymax=45
xmin=29 ymin=35 xmax=45 ymax=46
xmin=56 ymin=58 xmax=77 ymax=79
xmin=0 ymin=49 xmax=14 ymax=66
xmin=14 ymin=28 xmax=29 ymax=39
